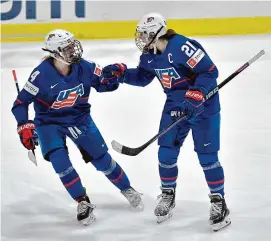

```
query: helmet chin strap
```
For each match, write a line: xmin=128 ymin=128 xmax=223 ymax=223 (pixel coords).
xmin=53 ymin=58 xmax=71 ymax=74
xmin=51 ymin=56 xmax=72 ymax=76
xmin=55 ymin=56 xmax=71 ymax=66
xmin=153 ymin=45 xmax=158 ymax=54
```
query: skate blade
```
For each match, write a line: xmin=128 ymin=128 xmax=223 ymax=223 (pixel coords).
xmin=157 ymin=211 xmax=173 ymax=224
xmin=80 ymin=213 xmax=96 ymax=226
xmin=129 ymin=201 xmax=144 ymax=212
xmin=212 ymin=216 xmax=231 ymax=232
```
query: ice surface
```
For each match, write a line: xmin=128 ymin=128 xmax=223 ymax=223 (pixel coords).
xmin=1 ymin=35 xmax=271 ymax=241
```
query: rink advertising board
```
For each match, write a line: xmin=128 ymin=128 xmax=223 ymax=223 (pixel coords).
xmin=1 ymin=0 xmax=271 ymax=42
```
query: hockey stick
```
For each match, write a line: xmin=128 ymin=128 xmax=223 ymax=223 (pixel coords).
xmin=12 ymin=70 xmax=38 ymax=166
xmin=112 ymin=50 xmax=265 ymax=156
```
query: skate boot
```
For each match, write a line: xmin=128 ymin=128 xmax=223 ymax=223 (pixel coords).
xmin=209 ymin=193 xmax=231 ymax=231
xmin=154 ymin=187 xmax=176 ymax=224
xmin=121 ymin=187 xmax=144 ymax=211
xmin=77 ymin=195 xmax=96 ymax=226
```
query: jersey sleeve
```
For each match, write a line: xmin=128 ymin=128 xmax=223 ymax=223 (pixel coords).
xmin=11 ymin=69 xmax=41 ymax=124
xmin=86 ymin=61 xmax=119 ymax=92
xmin=177 ymin=38 xmax=218 ymax=91
xmin=121 ymin=54 xmax=156 ymax=87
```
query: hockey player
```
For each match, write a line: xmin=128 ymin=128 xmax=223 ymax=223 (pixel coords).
xmin=11 ymin=29 xmax=143 ymax=226
xmin=103 ymin=13 xmax=230 ymax=231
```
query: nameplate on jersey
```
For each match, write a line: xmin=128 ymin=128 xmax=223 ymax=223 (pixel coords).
xmin=155 ymin=67 xmax=180 ymax=89
xmin=51 ymin=83 xmax=84 ymax=109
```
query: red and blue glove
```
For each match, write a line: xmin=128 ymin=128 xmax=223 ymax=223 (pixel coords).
xmin=102 ymin=63 xmax=127 ymax=83
xmin=100 ymin=74 xmax=118 ymax=85
xmin=183 ymin=87 xmax=206 ymax=119
xmin=169 ymin=87 xmax=206 ymax=120
xmin=17 ymin=121 xmax=38 ymax=150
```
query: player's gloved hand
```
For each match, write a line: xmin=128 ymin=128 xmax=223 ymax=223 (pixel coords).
xmin=102 ymin=63 xmax=127 ymax=83
xmin=17 ymin=121 xmax=38 ymax=150
xmin=167 ymin=102 xmax=187 ymax=120
xmin=168 ymin=86 xmax=206 ymax=121
xmin=100 ymin=73 xmax=118 ymax=85
xmin=183 ymin=86 xmax=206 ymax=120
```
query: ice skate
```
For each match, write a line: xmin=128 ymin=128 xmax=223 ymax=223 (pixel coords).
xmin=77 ymin=195 xmax=96 ymax=226
xmin=154 ymin=187 xmax=176 ymax=224
xmin=209 ymin=193 xmax=231 ymax=231
xmin=121 ymin=187 xmax=144 ymax=211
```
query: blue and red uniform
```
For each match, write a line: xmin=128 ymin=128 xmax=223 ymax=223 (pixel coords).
xmin=12 ymin=58 xmax=131 ymax=200
xmin=118 ymin=34 xmax=225 ymax=196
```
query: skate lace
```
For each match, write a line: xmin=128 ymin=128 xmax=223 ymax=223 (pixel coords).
xmin=157 ymin=193 xmax=173 ymax=208
xmin=78 ymin=201 xmax=95 ymax=214
xmin=210 ymin=201 xmax=223 ymax=219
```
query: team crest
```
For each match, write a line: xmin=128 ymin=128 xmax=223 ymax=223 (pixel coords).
xmin=155 ymin=67 xmax=180 ymax=89
xmin=51 ymin=83 xmax=84 ymax=109
xmin=147 ymin=17 xmax=154 ymax=23
xmin=47 ymin=34 xmax=55 ymax=40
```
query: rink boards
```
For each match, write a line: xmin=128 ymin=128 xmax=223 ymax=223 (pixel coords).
xmin=1 ymin=1 xmax=271 ymax=42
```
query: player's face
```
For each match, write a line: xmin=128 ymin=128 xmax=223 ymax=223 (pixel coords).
xmin=135 ymin=30 xmax=156 ymax=52
xmin=60 ymin=40 xmax=83 ymax=64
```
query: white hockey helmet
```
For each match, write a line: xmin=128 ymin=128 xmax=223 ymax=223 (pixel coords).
xmin=42 ymin=29 xmax=83 ymax=64
xmin=135 ymin=12 xmax=167 ymax=53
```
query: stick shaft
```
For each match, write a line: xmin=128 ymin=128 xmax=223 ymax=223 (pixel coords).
xmin=150 ymin=50 xmax=265 ymax=144
xmin=12 ymin=70 xmax=37 ymax=163
xmin=115 ymin=50 xmax=265 ymax=156
xmin=12 ymin=70 xmax=20 ymax=94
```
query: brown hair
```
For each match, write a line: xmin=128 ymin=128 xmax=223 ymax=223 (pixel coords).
xmin=42 ymin=55 xmax=52 ymax=62
xmin=159 ymin=29 xmax=177 ymax=41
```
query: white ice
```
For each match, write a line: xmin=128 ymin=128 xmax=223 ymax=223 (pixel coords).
xmin=1 ymin=34 xmax=271 ymax=241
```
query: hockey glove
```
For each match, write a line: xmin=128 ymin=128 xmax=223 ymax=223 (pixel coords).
xmin=167 ymin=102 xmax=187 ymax=120
xmin=102 ymin=63 xmax=127 ymax=83
xmin=100 ymin=74 xmax=118 ymax=85
xmin=183 ymin=86 xmax=206 ymax=120
xmin=168 ymin=87 xmax=206 ymax=121
xmin=17 ymin=121 xmax=38 ymax=150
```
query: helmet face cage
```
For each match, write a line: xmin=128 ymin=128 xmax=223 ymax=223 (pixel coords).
xmin=135 ymin=29 xmax=157 ymax=53
xmin=57 ymin=39 xmax=83 ymax=64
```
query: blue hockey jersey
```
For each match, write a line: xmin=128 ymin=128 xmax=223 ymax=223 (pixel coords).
xmin=12 ymin=58 xmax=118 ymax=126
xmin=121 ymin=34 xmax=220 ymax=115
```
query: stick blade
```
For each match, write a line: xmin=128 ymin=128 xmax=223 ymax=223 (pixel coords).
xmin=248 ymin=49 xmax=265 ymax=65
xmin=111 ymin=140 xmax=142 ymax=156
xmin=111 ymin=140 xmax=123 ymax=154
xmin=28 ymin=151 xmax=38 ymax=166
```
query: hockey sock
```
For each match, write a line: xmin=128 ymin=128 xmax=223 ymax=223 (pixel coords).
xmin=159 ymin=161 xmax=178 ymax=188
xmin=198 ymin=152 xmax=225 ymax=196
xmin=158 ymin=146 xmax=179 ymax=188
xmin=49 ymin=148 xmax=85 ymax=200
xmin=91 ymin=153 xmax=130 ymax=191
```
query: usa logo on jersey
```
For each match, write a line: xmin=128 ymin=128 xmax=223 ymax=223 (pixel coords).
xmin=51 ymin=83 xmax=84 ymax=109
xmin=155 ymin=67 xmax=180 ymax=89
